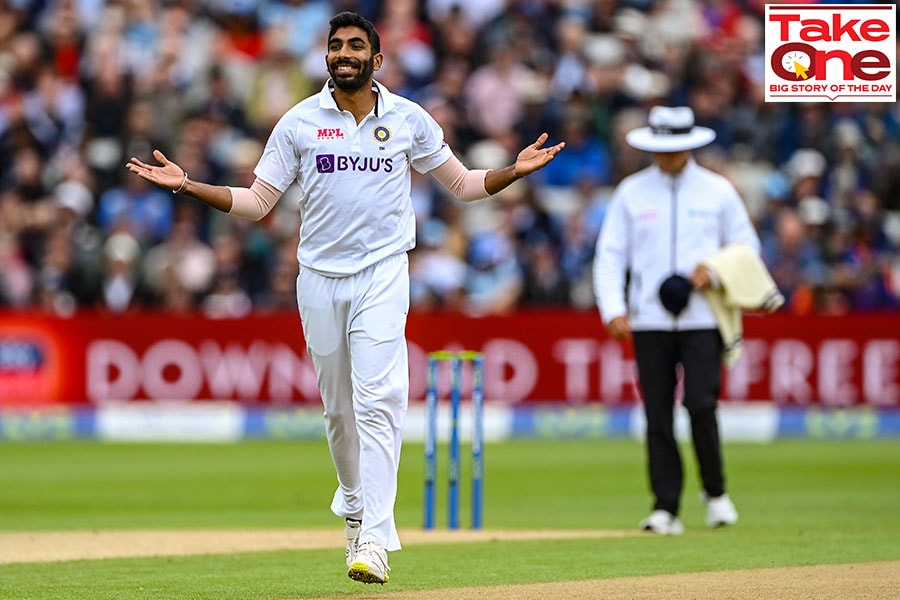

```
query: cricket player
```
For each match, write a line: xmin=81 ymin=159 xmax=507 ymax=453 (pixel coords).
xmin=126 ymin=11 xmax=564 ymax=585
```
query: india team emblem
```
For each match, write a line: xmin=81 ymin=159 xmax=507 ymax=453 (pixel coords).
xmin=373 ymin=126 xmax=391 ymax=144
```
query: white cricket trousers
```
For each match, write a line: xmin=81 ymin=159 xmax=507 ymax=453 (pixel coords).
xmin=296 ymin=252 xmax=409 ymax=551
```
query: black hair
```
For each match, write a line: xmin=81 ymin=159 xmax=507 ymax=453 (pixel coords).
xmin=328 ymin=11 xmax=381 ymax=54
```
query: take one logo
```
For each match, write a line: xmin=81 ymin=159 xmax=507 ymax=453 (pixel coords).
xmin=316 ymin=154 xmax=394 ymax=174
xmin=765 ymin=4 xmax=896 ymax=102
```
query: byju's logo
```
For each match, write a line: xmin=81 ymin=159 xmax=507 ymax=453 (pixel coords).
xmin=315 ymin=155 xmax=393 ymax=174
xmin=765 ymin=4 xmax=896 ymax=102
xmin=316 ymin=155 xmax=335 ymax=173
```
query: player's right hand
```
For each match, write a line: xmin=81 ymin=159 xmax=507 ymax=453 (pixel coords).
xmin=126 ymin=149 xmax=186 ymax=192
xmin=607 ymin=316 xmax=632 ymax=341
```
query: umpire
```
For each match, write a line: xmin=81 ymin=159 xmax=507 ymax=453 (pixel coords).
xmin=593 ymin=106 xmax=760 ymax=535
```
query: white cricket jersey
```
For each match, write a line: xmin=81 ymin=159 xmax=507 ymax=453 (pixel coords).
xmin=593 ymin=159 xmax=761 ymax=331
xmin=254 ymin=80 xmax=453 ymax=277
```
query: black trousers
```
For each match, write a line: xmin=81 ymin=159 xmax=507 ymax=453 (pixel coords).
xmin=632 ymin=329 xmax=725 ymax=516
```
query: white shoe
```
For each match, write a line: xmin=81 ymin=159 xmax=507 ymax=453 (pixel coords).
xmin=640 ymin=510 xmax=684 ymax=535
xmin=348 ymin=540 xmax=390 ymax=584
xmin=344 ymin=518 xmax=361 ymax=567
xmin=703 ymin=493 xmax=738 ymax=527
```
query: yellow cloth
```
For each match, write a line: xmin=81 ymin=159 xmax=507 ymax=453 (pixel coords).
xmin=700 ymin=243 xmax=784 ymax=367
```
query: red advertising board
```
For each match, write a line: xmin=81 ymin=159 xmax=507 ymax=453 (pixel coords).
xmin=1 ymin=311 xmax=898 ymax=407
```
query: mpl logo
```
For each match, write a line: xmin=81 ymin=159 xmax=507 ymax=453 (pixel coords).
xmin=317 ymin=128 xmax=344 ymax=140
xmin=765 ymin=4 xmax=896 ymax=102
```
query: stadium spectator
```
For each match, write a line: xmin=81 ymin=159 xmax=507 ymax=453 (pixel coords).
xmin=428 ymin=4 xmax=478 ymax=64
xmin=533 ymin=111 xmax=611 ymax=189
xmin=48 ymin=178 xmax=104 ymax=305
xmin=409 ymin=218 xmax=467 ymax=312
xmin=376 ymin=0 xmax=436 ymax=89
xmin=245 ymin=28 xmax=317 ymax=134
xmin=95 ymin=169 xmax=174 ymax=245
xmin=463 ymin=228 xmax=524 ymax=316
xmin=463 ymin=34 xmax=535 ymax=138
xmin=98 ymin=230 xmax=149 ymax=313
xmin=202 ymin=267 xmax=253 ymax=318
xmin=259 ymin=0 xmax=333 ymax=60
xmin=762 ymin=207 xmax=829 ymax=316
xmin=252 ymin=235 xmax=300 ymax=313
xmin=519 ymin=239 xmax=570 ymax=307
xmin=830 ymin=189 xmax=900 ymax=313
xmin=142 ymin=217 xmax=217 ymax=307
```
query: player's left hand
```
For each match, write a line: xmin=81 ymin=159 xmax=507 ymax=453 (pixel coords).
xmin=690 ymin=265 xmax=714 ymax=290
xmin=514 ymin=133 xmax=565 ymax=176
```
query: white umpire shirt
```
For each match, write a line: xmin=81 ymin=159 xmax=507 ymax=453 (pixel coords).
xmin=254 ymin=80 xmax=454 ymax=278
xmin=593 ymin=158 xmax=761 ymax=332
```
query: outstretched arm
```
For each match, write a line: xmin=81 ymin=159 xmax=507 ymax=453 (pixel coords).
xmin=484 ymin=133 xmax=565 ymax=195
xmin=126 ymin=149 xmax=280 ymax=220
xmin=126 ymin=149 xmax=233 ymax=213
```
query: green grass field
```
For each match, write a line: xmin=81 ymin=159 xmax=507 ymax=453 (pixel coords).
xmin=1 ymin=439 xmax=898 ymax=599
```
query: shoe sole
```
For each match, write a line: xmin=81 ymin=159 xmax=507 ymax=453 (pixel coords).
xmin=348 ymin=562 xmax=388 ymax=584
xmin=707 ymin=518 xmax=738 ymax=528
xmin=641 ymin=526 xmax=684 ymax=535
xmin=641 ymin=522 xmax=684 ymax=535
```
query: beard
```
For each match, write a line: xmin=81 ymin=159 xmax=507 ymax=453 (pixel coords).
xmin=328 ymin=55 xmax=375 ymax=92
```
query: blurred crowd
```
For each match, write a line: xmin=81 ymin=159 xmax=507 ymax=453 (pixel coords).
xmin=1 ymin=0 xmax=899 ymax=318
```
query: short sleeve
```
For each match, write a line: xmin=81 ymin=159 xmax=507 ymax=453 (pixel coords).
xmin=254 ymin=113 xmax=301 ymax=192
xmin=408 ymin=105 xmax=454 ymax=174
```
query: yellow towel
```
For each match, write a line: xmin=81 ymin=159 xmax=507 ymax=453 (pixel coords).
xmin=700 ymin=243 xmax=784 ymax=367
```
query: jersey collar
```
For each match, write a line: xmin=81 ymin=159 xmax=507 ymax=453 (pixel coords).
xmin=319 ymin=79 xmax=396 ymax=117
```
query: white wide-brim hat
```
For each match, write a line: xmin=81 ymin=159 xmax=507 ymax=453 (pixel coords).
xmin=625 ymin=106 xmax=716 ymax=152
